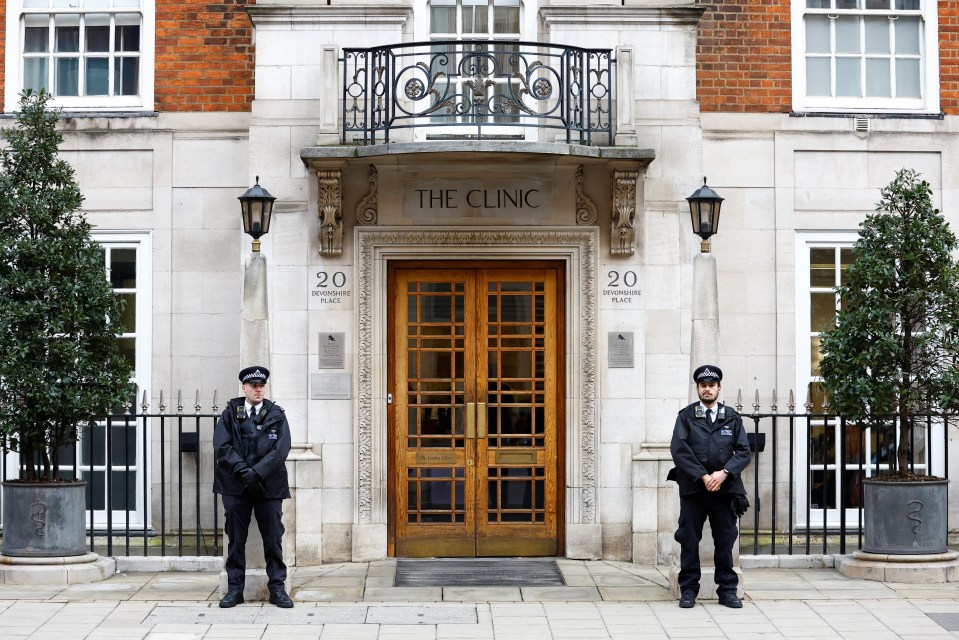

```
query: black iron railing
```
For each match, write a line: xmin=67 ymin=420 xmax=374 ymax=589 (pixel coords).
xmin=0 ymin=399 xmax=222 ymax=558
xmin=342 ymin=40 xmax=614 ymax=145
xmin=734 ymin=393 xmax=952 ymax=556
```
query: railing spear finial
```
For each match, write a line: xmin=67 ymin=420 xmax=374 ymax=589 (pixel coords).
xmin=771 ymin=389 xmax=778 ymax=413
xmin=735 ymin=389 xmax=743 ymax=412
xmin=158 ymin=390 xmax=166 ymax=414
xmin=212 ymin=390 xmax=219 ymax=413
xmin=141 ymin=389 xmax=150 ymax=413
xmin=177 ymin=390 xmax=184 ymax=415
xmin=194 ymin=390 xmax=202 ymax=415
xmin=788 ymin=389 xmax=796 ymax=413
xmin=804 ymin=388 xmax=813 ymax=414
xmin=753 ymin=389 xmax=761 ymax=416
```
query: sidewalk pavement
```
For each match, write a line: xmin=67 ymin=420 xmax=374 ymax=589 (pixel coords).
xmin=1 ymin=560 xmax=958 ymax=639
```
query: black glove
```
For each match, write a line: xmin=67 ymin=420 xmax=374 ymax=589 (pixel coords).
xmin=237 ymin=467 xmax=260 ymax=488
xmin=247 ymin=478 xmax=267 ymax=500
xmin=732 ymin=494 xmax=750 ymax=518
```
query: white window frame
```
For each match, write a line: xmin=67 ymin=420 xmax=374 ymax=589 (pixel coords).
xmin=411 ymin=0 xmax=538 ymax=140
xmin=86 ymin=232 xmax=152 ymax=529
xmin=791 ymin=0 xmax=939 ymax=114
xmin=5 ymin=0 xmax=155 ymax=112
xmin=795 ymin=232 xmax=945 ymax=529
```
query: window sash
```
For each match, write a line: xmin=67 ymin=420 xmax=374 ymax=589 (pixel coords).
xmin=793 ymin=0 xmax=936 ymax=112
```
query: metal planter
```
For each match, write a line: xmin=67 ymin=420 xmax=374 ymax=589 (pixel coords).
xmin=863 ymin=478 xmax=948 ymax=555
xmin=1 ymin=481 xmax=88 ymax=557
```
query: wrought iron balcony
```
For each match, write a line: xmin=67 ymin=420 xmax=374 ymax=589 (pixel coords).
xmin=342 ymin=40 xmax=614 ymax=145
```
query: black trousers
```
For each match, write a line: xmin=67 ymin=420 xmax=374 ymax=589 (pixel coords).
xmin=674 ymin=491 xmax=739 ymax=596
xmin=222 ymin=493 xmax=287 ymax=593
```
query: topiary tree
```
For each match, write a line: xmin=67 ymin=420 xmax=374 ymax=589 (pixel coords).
xmin=818 ymin=167 xmax=959 ymax=476
xmin=0 ymin=89 xmax=133 ymax=482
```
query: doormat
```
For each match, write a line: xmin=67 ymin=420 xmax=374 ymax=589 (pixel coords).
xmin=394 ymin=558 xmax=566 ymax=587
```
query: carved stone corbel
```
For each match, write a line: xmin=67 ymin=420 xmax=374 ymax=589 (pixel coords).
xmin=575 ymin=165 xmax=597 ymax=225
xmin=610 ymin=170 xmax=638 ymax=256
xmin=317 ymin=169 xmax=343 ymax=256
xmin=355 ymin=165 xmax=378 ymax=225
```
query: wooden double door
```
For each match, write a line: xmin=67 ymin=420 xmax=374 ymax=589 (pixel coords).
xmin=388 ymin=263 xmax=564 ymax=557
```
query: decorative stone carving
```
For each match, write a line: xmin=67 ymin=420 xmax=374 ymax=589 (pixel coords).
xmin=317 ymin=169 xmax=343 ymax=255
xmin=610 ymin=170 xmax=638 ymax=256
xmin=575 ymin=165 xmax=598 ymax=225
xmin=355 ymin=165 xmax=378 ymax=225
xmin=355 ymin=229 xmax=598 ymax=526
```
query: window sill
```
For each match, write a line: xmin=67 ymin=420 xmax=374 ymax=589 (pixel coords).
xmin=790 ymin=111 xmax=945 ymax=120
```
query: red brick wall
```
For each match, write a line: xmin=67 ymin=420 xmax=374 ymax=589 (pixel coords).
xmin=155 ymin=0 xmax=255 ymax=112
xmin=697 ymin=1 xmax=959 ymax=115
xmin=940 ymin=3 xmax=959 ymax=114
xmin=696 ymin=0 xmax=792 ymax=113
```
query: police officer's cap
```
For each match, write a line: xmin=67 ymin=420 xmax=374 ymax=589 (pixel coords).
xmin=693 ymin=364 xmax=722 ymax=384
xmin=239 ymin=366 xmax=270 ymax=385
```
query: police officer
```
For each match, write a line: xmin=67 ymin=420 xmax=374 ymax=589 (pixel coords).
xmin=670 ymin=364 xmax=750 ymax=609
xmin=213 ymin=366 xmax=294 ymax=609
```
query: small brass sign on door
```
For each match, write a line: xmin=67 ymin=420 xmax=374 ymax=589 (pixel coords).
xmin=496 ymin=451 xmax=537 ymax=465
xmin=414 ymin=451 xmax=458 ymax=465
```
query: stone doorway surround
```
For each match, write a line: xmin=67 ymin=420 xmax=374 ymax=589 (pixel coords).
xmin=351 ymin=228 xmax=601 ymax=560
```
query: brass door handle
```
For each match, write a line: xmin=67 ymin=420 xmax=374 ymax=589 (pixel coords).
xmin=477 ymin=402 xmax=487 ymax=439
xmin=466 ymin=402 xmax=476 ymax=439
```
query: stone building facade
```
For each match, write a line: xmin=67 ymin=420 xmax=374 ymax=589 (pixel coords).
xmin=1 ymin=0 xmax=956 ymax=566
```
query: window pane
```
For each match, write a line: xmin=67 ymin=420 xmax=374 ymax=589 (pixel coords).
xmin=86 ymin=57 xmax=108 ymax=94
xmin=865 ymin=0 xmax=891 ymax=8
xmin=806 ymin=57 xmax=831 ymax=95
xmin=55 ymin=23 xmax=79 ymax=53
xmin=837 ymin=0 xmax=860 ymax=7
xmin=55 ymin=57 xmax=79 ymax=95
xmin=24 ymin=25 xmax=49 ymax=53
xmin=895 ymin=17 xmax=920 ymax=55
xmin=805 ymin=15 xmax=831 ymax=53
xmin=86 ymin=15 xmax=110 ymax=52
xmin=119 ymin=293 xmax=136 ymax=333
xmin=810 ymin=248 xmax=836 ymax=286
xmin=836 ymin=16 xmax=860 ymax=53
xmin=111 ymin=248 xmax=137 ymax=287
xmin=896 ymin=58 xmax=920 ymax=97
xmin=864 ymin=16 xmax=889 ymax=54
xmin=807 ymin=0 xmax=831 ymax=7
xmin=115 ymin=24 xmax=140 ymax=52
xmin=116 ymin=57 xmax=139 ymax=95
xmin=895 ymin=0 xmax=920 ymax=9
xmin=836 ymin=57 xmax=861 ymax=96
xmin=866 ymin=58 xmax=891 ymax=96
xmin=431 ymin=1 xmax=456 ymax=34
xmin=493 ymin=0 xmax=519 ymax=34
xmin=23 ymin=58 xmax=49 ymax=91
xmin=840 ymin=248 xmax=855 ymax=284
xmin=464 ymin=0 xmax=488 ymax=34
xmin=811 ymin=292 xmax=837 ymax=332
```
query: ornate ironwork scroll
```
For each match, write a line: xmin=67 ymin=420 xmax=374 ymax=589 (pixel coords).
xmin=355 ymin=165 xmax=378 ymax=225
xmin=343 ymin=40 xmax=613 ymax=145
xmin=317 ymin=169 xmax=343 ymax=256
xmin=610 ymin=170 xmax=637 ymax=256
xmin=575 ymin=165 xmax=597 ymax=225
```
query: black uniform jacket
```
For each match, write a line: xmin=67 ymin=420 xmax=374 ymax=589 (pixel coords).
xmin=213 ymin=397 xmax=292 ymax=499
xmin=669 ymin=402 xmax=751 ymax=497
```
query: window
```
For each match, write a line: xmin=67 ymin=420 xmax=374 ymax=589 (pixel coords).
xmin=5 ymin=0 xmax=155 ymax=111
xmin=791 ymin=0 xmax=939 ymax=113
xmin=85 ymin=234 xmax=152 ymax=527
xmin=795 ymin=234 xmax=942 ymax=526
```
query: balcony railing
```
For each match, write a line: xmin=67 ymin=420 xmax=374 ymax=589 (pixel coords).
xmin=342 ymin=40 xmax=614 ymax=145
